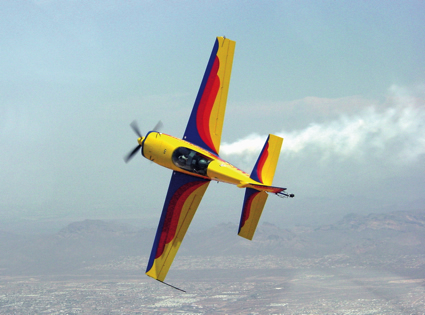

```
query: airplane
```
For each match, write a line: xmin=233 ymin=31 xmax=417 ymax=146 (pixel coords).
xmin=124 ymin=36 xmax=294 ymax=288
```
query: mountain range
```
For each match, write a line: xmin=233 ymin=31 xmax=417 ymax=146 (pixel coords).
xmin=0 ymin=210 xmax=424 ymax=276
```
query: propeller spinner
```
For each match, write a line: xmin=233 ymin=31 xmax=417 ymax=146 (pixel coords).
xmin=124 ymin=120 xmax=163 ymax=163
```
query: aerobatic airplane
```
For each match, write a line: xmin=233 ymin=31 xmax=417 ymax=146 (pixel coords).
xmin=124 ymin=37 xmax=294 ymax=288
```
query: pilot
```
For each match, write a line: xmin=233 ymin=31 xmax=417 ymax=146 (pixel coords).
xmin=178 ymin=154 xmax=188 ymax=165
xmin=198 ymin=158 xmax=208 ymax=169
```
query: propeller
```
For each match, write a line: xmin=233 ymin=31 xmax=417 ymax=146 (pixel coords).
xmin=130 ymin=120 xmax=143 ymax=138
xmin=152 ymin=120 xmax=163 ymax=133
xmin=124 ymin=120 xmax=163 ymax=163
xmin=124 ymin=143 xmax=142 ymax=163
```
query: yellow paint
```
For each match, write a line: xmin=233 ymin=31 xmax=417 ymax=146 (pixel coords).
xmin=142 ymin=132 xmax=264 ymax=186
xmin=260 ymin=134 xmax=283 ymax=186
xmin=238 ymin=191 xmax=268 ymax=240
xmin=145 ymin=181 xmax=210 ymax=281
xmin=210 ymin=37 xmax=236 ymax=154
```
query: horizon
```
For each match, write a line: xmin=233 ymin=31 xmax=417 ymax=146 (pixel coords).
xmin=1 ymin=207 xmax=423 ymax=236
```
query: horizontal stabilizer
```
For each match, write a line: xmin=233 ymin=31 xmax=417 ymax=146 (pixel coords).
xmin=238 ymin=188 xmax=268 ymax=240
xmin=238 ymin=182 xmax=286 ymax=194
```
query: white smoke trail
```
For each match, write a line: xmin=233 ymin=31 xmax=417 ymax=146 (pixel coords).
xmin=221 ymin=85 xmax=425 ymax=164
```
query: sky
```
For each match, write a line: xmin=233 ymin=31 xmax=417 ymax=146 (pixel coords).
xmin=1 ymin=1 xmax=424 ymax=230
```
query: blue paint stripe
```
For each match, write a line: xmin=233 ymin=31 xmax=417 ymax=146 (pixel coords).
xmin=250 ymin=135 xmax=270 ymax=183
xmin=183 ymin=38 xmax=219 ymax=154
xmin=146 ymin=172 xmax=209 ymax=273
xmin=238 ymin=188 xmax=259 ymax=234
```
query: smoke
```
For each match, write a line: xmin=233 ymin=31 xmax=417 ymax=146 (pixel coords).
xmin=221 ymin=85 xmax=425 ymax=164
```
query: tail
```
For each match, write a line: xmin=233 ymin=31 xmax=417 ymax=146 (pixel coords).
xmin=238 ymin=134 xmax=283 ymax=240
xmin=250 ymin=134 xmax=283 ymax=186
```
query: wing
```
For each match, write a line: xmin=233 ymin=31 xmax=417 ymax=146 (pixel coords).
xmin=238 ymin=188 xmax=268 ymax=240
xmin=146 ymin=171 xmax=210 ymax=281
xmin=183 ymin=37 xmax=236 ymax=155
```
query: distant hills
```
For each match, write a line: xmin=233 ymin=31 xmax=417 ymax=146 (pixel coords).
xmin=182 ymin=210 xmax=425 ymax=257
xmin=0 ymin=210 xmax=424 ymax=276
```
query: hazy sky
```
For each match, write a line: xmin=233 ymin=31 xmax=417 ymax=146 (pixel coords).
xmin=1 ymin=1 xmax=424 ymax=229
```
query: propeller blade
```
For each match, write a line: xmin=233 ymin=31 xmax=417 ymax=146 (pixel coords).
xmin=130 ymin=120 xmax=143 ymax=138
xmin=152 ymin=120 xmax=163 ymax=132
xmin=124 ymin=145 xmax=141 ymax=163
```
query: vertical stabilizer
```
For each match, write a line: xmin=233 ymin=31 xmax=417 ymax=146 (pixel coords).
xmin=250 ymin=134 xmax=283 ymax=186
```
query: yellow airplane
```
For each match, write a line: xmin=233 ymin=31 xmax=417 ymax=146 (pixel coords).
xmin=124 ymin=37 xmax=293 ymax=287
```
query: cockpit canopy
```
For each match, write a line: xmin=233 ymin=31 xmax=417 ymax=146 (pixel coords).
xmin=172 ymin=147 xmax=212 ymax=176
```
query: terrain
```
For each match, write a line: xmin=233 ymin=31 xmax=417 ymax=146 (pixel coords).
xmin=0 ymin=210 xmax=424 ymax=313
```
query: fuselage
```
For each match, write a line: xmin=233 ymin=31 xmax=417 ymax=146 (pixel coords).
xmin=141 ymin=131 xmax=261 ymax=187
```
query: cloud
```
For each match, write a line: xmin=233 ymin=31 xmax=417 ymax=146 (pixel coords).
xmin=221 ymin=85 xmax=425 ymax=164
